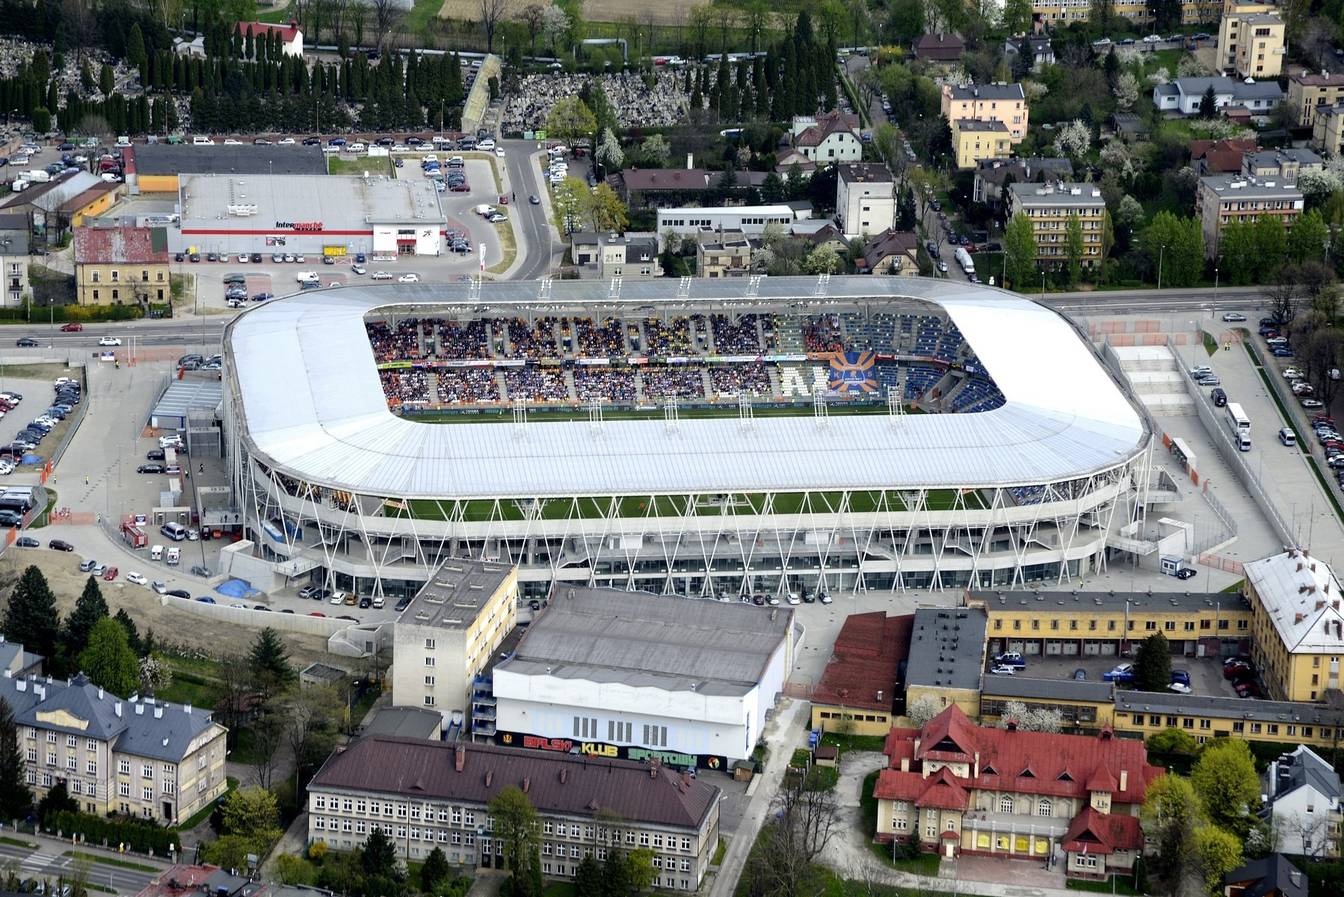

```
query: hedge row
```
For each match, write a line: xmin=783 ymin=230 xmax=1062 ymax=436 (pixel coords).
xmin=0 ymin=304 xmax=144 ymax=323
xmin=49 ymin=810 xmax=177 ymax=855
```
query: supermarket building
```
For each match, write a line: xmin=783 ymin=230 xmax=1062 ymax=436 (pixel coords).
xmin=174 ymin=173 xmax=446 ymax=258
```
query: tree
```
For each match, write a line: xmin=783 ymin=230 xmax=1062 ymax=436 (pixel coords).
xmin=65 ymin=577 xmax=109 ymax=660
xmin=595 ymin=128 xmax=623 ymax=172
xmin=541 ymin=4 xmax=571 ymax=55
xmin=360 ymin=826 xmax=404 ymax=890
xmin=421 ymin=846 xmax=451 ymax=893
xmin=801 ymin=244 xmax=842 ymax=275
xmin=479 ymin=0 xmax=509 ymax=53
xmin=371 ymin=0 xmax=401 ymax=43
xmin=552 ymin=177 xmax=587 ymax=234
xmin=0 ymin=696 xmax=32 ymax=819
xmin=545 ymin=96 xmax=596 ymax=144
xmin=640 ymin=134 xmax=670 ymax=167
xmin=37 ymin=781 xmax=77 ymax=822
xmin=113 ymin=609 xmax=142 ymax=655
xmin=285 ymin=685 xmax=343 ymax=792
xmin=995 ymin=701 xmax=1064 ymax=732
xmin=4 ymin=566 xmax=60 ymax=661
xmin=98 ymin=63 xmax=114 ymax=97
xmin=1003 ymin=212 xmax=1038 ymax=291
xmin=1288 ymin=208 xmax=1330 ymax=266
xmin=1199 ymin=84 xmax=1218 ymax=118
xmin=275 ymin=855 xmax=318 ymax=886
xmin=223 ymin=785 xmax=281 ymax=839
xmin=1192 ymin=826 xmax=1243 ymax=894
xmin=1113 ymin=72 xmax=1140 ymax=111
xmin=1146 ymin=727 xmax=1198 ymax=758
xmin=518 ymin=3 xmax=546 ymax=55
xmin=1267 ymin=278 xmax=1301 ymax=328
xmin=1065 ymin=213 xmax=1085 ymax=286
xmin=248 ymin=628 xmax=295 ymax=704
xmin=587 ymin=183 xmax=628 ymax=233
xmin=490 ymin=786 xmax=542 ymax=897
xmin=626 ymin=848 xmax=656 ymax=892
xmin=139 ymin=654 xmax=172 ymax=694
xmin=30 ymin=108 xmax=51 ymax=135
xmin=1134 ymin=632 xmax=1172 ymax=692
xmin=1051 ymin=119 xmax=1091 ymax=159
xmin=1142 ymin=774 xmax=1203 ymax=884
xmin=1192 ymin=739 xmax=1261 ymax=838
xmin=78 ymin=618 xmax=140 ymax=696
xmin=761 ymin=172 xmax=785 ymax=203
xmin=746 ymin=759 xmax=839 ymax=897
xmin=574 ymin=855 xmax=603 ymax=897
xmin=1140 ymin=211 xmax=1203 ymax=288
xmin=1002 ymin=0 xmax=1032 ymax=33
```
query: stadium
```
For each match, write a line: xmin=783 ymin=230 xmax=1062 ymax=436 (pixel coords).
xmin=222 ymin=276 xmax=1155 ymax=601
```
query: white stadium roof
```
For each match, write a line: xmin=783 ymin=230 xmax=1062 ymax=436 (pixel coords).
xmin=225 ymin=277 xmax=1149 ymax=499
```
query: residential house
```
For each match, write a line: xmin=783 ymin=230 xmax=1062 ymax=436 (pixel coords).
xmin=0 ymin=670 xmax=228 ymax=823
xmin=973 ymin=158 xmax=1076 ymax=205
xmin=0 ymin=634 xmax=44 ymax=678
xmin=941 ymin=83 xmax=1029 ymax=140
xmin=307 ymin=737 xmax=722 ymax=890
xmin=73 ymin=224 xmax=171 ymax=306
xmin=0 ymin=213 xmax=30 ymax=308
xmin=1242 ymin=149 xmax=1324 ymax=185
xmin=1006 ymin=182 xmax=1107 ymax=267
xmin=613 ymin=168 xmax=712 ymax=207
xmin=952 ymin=120 xmax=1012 ymax=170
xmin=1261 ymin=745 xmax=1341 ymax=858
xmin=790 ymin=111 xmax=863 ymax=164
xmin=0 ymin=171 xmax=119 ymax=246
xmin=872 ymin=705 xmax=1162 ymax=876
xmin=809 ymin=612 xmax=913 ymax=734
xmin=1224 ymin=855 xmax=1309 ymax=897
xmin=389 ymin=558 xmax=517 ymax=726
xmin=1110 ymin=113 xmax=1149 ymax=142
xmin=912 ymin=33 xmax=965 ymax=63
xmin=1152 ymin=76 xmax=1284 ymax=118
xmin=858 ymin=230 xmax=920 ymax=274
xmin=1242 ymin=549 xmax=1344 ymax=702
xmin=233 ymin=21 xmax=304 ymax=56
xmin=1197 ymin=174 xmax=1304 ymax=258
xmin=1216 ymin=0 xmax=1285 ymax=79
xmin=1288 ymin=71 xmax=1344 ymax=126
xmin=1004 ymin=35 xmax=1055 ymax=72
xmin=695 ymin=230 xmax=754 ymax=278
xmin=1191 ymin=137 xmax=1260 ymax=174
xmin=569 ymin=232 xmax=662 ymax=279
xmin=792 ymin=220 xmax=848 ymax=255
xmin=836 ymin=163 xmax=895 ymax=240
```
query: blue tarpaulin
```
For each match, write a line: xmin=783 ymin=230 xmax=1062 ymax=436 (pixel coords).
xmin=216 ymin=578 xmax=262 ymax=599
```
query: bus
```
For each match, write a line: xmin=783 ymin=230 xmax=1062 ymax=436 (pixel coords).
xmin=1225 ymin=402 xmax=1251 ymax=451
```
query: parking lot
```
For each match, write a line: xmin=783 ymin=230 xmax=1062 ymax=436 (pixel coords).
xmin=1010 ymin=652 xmax=1245 ymax=697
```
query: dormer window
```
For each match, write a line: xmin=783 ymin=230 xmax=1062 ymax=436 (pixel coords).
xmin=1057 ymin=771 xmax=1074 ymax=782
xmin=982 ymin=764 xmax=997 ymax=775
xmin=1019 ymin=766 xmax=1035 ymax=778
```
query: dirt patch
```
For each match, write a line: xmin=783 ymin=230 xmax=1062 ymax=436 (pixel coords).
xmin=438 ymin=0 xmax=710 ymax=25
xmin=0 ymin=552 xmax=334 ymax=665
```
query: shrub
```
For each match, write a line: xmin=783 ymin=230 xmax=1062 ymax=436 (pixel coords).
xmin=49 ymin=810 xmax=176 ymax=855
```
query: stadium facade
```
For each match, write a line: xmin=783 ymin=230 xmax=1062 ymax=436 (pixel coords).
xmin=223 ymin=276 xmax=1155 ymax=600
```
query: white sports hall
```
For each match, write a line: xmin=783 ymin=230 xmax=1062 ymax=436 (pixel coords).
xmin=222 ymin=276 xmax=1155 ymax=601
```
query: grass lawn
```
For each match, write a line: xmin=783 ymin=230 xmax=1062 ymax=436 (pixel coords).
xmin=405 ymin=0 xmax=446 ymax=36
xmin=487 ymin=220 xmax=516 ymax=275
xmin=1139 ymin=48 xmax=1184 ymax=79
xmin=712 ymin=838 xmax=726 ymax=866
xmin=0 ymin=836 xmax=36 ymax=848
xmin=155 ymin=653 xmax=228 ymax=709
xmin=1219 ymin=579 xmax=1245 ymax=593
xmin=0 ymin=361 xmax=73 ymax=380
xmin=175 ymin=776 xmax=237 ymax=831
xmin=65 ymin=852 xmax=159 ymax=873
xmin=1202 ymin=332 xmax=1218 ymax=356
xmin=328 ymin=155 xmax=393 ymax=177
xmin=820 ymin=732 xmax=888 ymax=754
xmin=1067 ymin=876 xmax=1141 ymax=895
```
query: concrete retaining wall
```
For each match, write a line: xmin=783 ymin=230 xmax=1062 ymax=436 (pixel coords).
xmin=157 ymin=593 xmax=351 ymax=637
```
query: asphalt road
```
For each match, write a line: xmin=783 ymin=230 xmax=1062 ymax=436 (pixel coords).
xmin=0 ymin=837 xmax=163 ymax=895
xmin=501 ymin=139 xmax=564 ymax=280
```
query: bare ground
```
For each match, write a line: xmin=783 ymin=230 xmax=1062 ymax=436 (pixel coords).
xmin=0 ymin=552 xmax=334 ymax=665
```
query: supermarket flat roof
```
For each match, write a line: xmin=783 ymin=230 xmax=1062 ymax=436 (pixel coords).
xmin=178 ymin=173 xmax=445 ymax=235
xmin=130 ymin=143 xmax=327 ymax=177
xmin=224 ymin=277 xmax=1150 ymax=499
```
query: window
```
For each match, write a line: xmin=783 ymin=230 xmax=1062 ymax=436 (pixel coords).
xmin=119 ymin=759 xmax=130 ymax=775
xmin=425 ymin=675 xmax=435 ymax=686
xmin=86 ymin=739 xmax=97 ymax=752
xmin=425 ymin=638 xmax=436 ymax=649
xmin=1037 ymin=799 xmax=1051 ymax=817
xmin=142 ymin=764 xmax=153 ymax=778
xmin=999 ymin=795 xmax=1014 ymax=813
xmin=46 ymin=751 xmax=56 ymax=766
xmin=86 ymin=759 xmax=96 ymax=775
xmin=142 ymin=786 xmax=153 ymax=801
xmin=119 ymin=782 xmax=130 ymax=797
xmin=111 ymin=271 xmax=119 ymax=282
xmin=424 ymin=696 xmax=436 ymax=707
xmin=424 ymin=656 xmax=435 ymax=667
xmin=67 ymin=735 xmax=77 ymax=748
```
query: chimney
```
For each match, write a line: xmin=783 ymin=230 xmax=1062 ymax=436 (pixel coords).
xmin=455 ymin=745 xmax=466 ymax=771
xmin=649 ymin=758 xmax=661 ymax=779
xmin=115 ymin=702 xmax=122 ymax=718
xmin=1296 ymin=613 xmax=1305 ymax=624
xmin=136 ymin=703 xmax=144 ymax=715
xmin=485 ymin=770 xmax=494 ymax=787
xmin=900 ymin=757 xmax=910 ymax=772
xmin=98 ymin=688 xmax=104 ymax=699
xmin=16 ymin=679 xmax=25 ymax=692
xmin=686 ymin=153 xmax=693 ymax=170
xmin=154 ymin=705 xmax=163 ymax=719
xmin=1119 ymin=770 xmax=1129 ymax=792
xmin=522 ymin=776 xmax=530 ymax=794
xmin=876 ymin=690 xmax=884 ymax=703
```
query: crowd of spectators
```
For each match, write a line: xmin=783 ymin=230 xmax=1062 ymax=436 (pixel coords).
xmin=499 ymin=70 xmax=689 ymax=134
xmin=366 ymin=320 xmax=427 ymax=362
xmin=711 ymin=314 xmax=764 ymax=354
xmin=805 ymin=315 xmax=845 ymax=353
xmin=575 ymin=367 xmax=637 ymax=403
xmin=379 ymin=369 xmax=431 ymax=405
xmin=437 ymin=368 xmax=500 ymax=404
xmin=506 ymin=317 xmax=560 ymax=359
xmin=642 ymin=366 xmax=706 ymax=400
xmin=505 ymin=366 xmax=570 ymax=402
xmin=710 ymin=363 xmax=771 ymax=398
xmin=435 ymin=319 xmax=490 ymax=359
xmin=643 ymin=317 xmax=693 ymax=355
xmin=573 ymin=317 xmax=625 ymax=357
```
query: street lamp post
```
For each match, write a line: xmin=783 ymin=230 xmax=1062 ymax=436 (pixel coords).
xmin=1157 ymin=243 xmax=1166 ymax=291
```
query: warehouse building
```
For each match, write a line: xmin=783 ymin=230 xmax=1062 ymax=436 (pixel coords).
xmin=125 ymin=143 xmax=327 ymax=194
xmin=492 ymin=588 xmax=794 ymax=769
xmin=176 ymin=173 xmax=445 ymax=258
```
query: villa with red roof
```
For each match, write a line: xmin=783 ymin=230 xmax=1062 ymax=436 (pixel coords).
xmin=872 ymin=705 xmax=1161 ymax=879
xmin=233 ymin=20 xmax=304 ymax=57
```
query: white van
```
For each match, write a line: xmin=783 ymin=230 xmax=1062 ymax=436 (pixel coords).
xmin=160 ymin=521 xmax=187 ymax=541
xmin=295 ymin=271 xmax=320 ymax=283
xmin=25 ymin=170 xmax=50 ymax=184
xmin=192 ymin=135 xmax=214 ymax=145
xmin=166 ymin=547 xmax=180 ymax=566
xmin=150 ymin=544 xmax=163 ymax=561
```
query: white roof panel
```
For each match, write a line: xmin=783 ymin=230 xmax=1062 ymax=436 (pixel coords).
xmin=226 ymin=276 xmax=1149 ymax=498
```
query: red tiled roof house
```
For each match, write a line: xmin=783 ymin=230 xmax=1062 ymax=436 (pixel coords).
xmin=233 ymin=20 xmax=304 ymax=57
xmin=872 ymin=705 xmax=1161 ymax=878
xmin=810 ymin=612 xmax=912 ymax=735
xmin=73 ymin=225 xmax=171 ymax=306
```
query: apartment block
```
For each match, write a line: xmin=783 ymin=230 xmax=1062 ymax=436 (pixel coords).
xmin=952 ymin=120 xmax=1012 ymax=170
xmin=308 ymin=737 xmax=722 ymax=889
xmin=1031 ymin=0 xmax=1218 ymax=24
xmin=1197 ymin=174 xmax=1304 ymax=258
xmin=940 ymin=83 xmax=1028 ymax=140
xmin=835 ymin=163 xmax=895 ymax=240
xmin=0 ymin=214 xmax=29 ymax=308
xmin=1005 ymin=182 xmax=1106 ymax=266
xmin=1243 ymin=549 xmax=1344 ymax=702
xmin=390 ymin=558 xmax=518 ymax=728
xmin=1314 ymin=105 xmax=1344 ymax=156
xmin=1217 ymin=0 xmax=1286 ymax=78
xmin=1 ymin=669 xmax=228 ymax=824
xmin=1288 ymin=71 xmax=1344 ymax=126
xmin=73 ymin=225 xmax=171 ymax=306
xmin=695 ymin=230 xmax=754 ymax=278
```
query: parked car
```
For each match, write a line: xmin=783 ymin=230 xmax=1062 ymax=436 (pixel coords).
xmin=15 ymin=536 xmax=38 ymax=547
xmin=1104 ymin=663 xmax=1136 ymax=683
xmin=993 ymin=652 xmax=1027 ymax=668
xmin=126 ymin=571 xmax=148 ymax=585
xmin=1222 ymin=312 xmax=1247 ymax=322
xmin=102 ymin=566 xmax=118 ymax=581
xmin=48 ymin=539 xmax=73 ymax=551
xmin=989 ymin=664 xmax=1017 ymax=676
xmin=60 ymin=322 xmax=82 ymax=332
